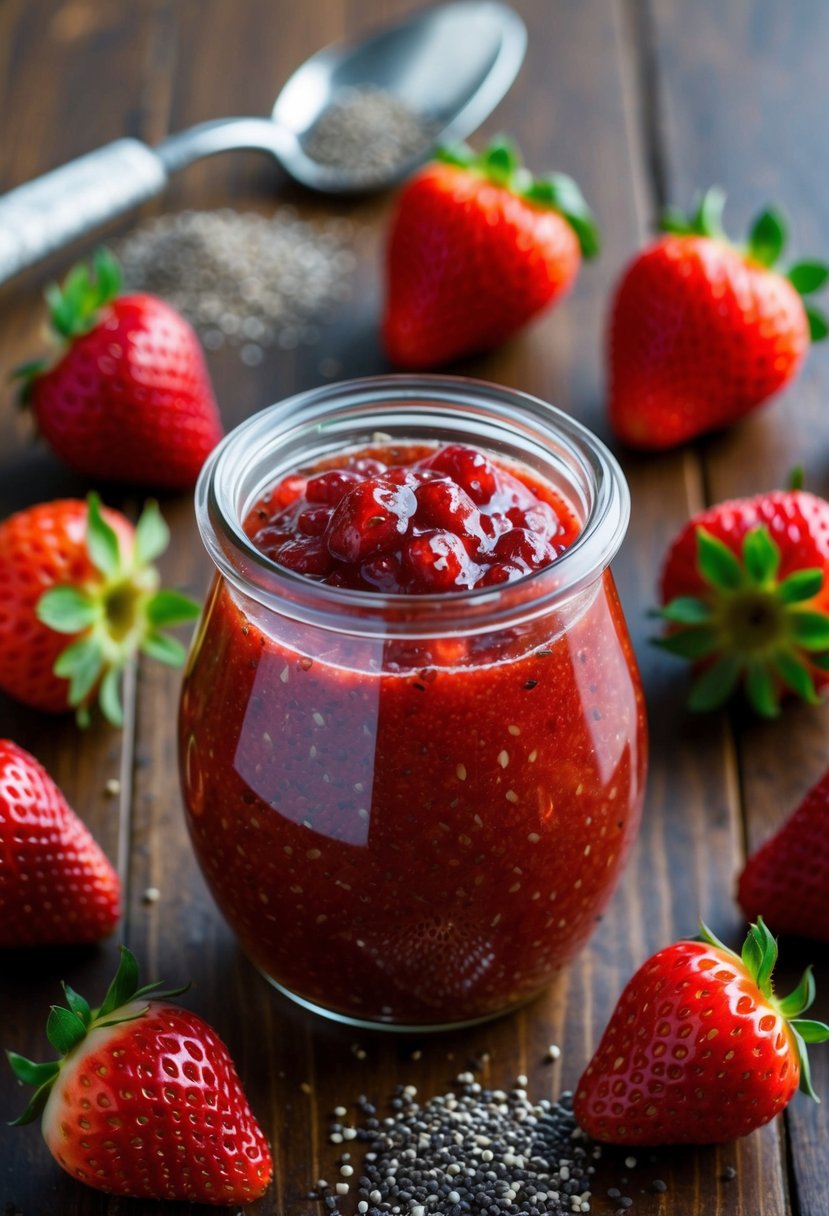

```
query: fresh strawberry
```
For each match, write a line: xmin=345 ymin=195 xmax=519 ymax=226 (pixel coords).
xmin=382 ymin=137 xmax=599 ymax=368
xmin=608 ymin=188 xmax=828 ymax=449
xmin=738 ymin=768 xmax=829 ymax=941
xmin=0 ymin=493 xmax=199 ymax=724
xmin=656 ymin=486 xmax=829 ymax=716
xmin=7 ymin=947 xmax=272 ymax=1204
xmin=0 ymin=739 xmax=120 ymax=947
xmin=18 ymin=249 xmax=222 ymax=489
xmin=574 ymin=920 xmax=829 ymax=1145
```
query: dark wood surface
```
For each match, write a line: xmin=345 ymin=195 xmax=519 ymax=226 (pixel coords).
xmin=1 ymin=2 xmax=827 ymax=1213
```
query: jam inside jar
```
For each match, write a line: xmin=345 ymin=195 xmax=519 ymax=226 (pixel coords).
xmin=179 ymin=376 xmax=648 ymax=1029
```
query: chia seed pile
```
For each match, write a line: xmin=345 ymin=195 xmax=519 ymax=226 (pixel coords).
xmin=315 ymin=1074 xmax=601 ymax=1216
xmin=115 ymin=207 xmax=357 ymax=363
xmin=302 ymin=85 xmax=439 ymax=185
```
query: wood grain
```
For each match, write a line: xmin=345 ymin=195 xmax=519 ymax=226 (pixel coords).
xmin=650 ymin=2 xmax=829 ymax=1213
xmin=0 ymin=1 xmax=825 ymax=1214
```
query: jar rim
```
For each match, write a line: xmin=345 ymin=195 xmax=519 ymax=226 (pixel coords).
xmin=196 ymin=374 xmax=630 ymax=637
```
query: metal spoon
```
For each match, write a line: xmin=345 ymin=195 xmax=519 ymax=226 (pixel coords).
xmin=0 ymin=1 xmax=526 ymax=287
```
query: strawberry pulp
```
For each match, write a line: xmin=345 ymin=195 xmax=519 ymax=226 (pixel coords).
xmin=179 ymin=442 xmax=647 ymax=1025
xmin=245 ymin=443 xmax=579 ymax=592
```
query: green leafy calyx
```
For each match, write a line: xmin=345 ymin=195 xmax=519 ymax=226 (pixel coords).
xmin=698 ymin=919 xmax=829 ymax=1101
xmin=655 ymin=523 xmax=829 ymax=717
xmin=6 ymin=946 xmax=189 ymax=1126
xmin=46 ymin=247 xmax=121 ymax=341
xmin=436 ymin=136 xmax=600 ymax=258
xmin=36 ymin=493 xmax=200 ymax=728
xmin=659 ymin=188 xmax=828 ymax=341
xmin=12 ymin=249 xmax=123 ymax=390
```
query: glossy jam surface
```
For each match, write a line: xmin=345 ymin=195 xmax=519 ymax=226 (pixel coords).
xmin=245 ymin=443 xmax=580 ymax=593
xmin=180 ymin=442 xmax=647 ymax=1027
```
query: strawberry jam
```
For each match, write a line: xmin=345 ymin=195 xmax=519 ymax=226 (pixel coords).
xmin=245 ymin=443 xmax=579 ymax=593
xmin=179 ymin=381 xmax=647 ymax=1027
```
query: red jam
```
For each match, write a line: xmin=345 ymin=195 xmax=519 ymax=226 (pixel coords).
xmin=245 ymin=443 xmax=580 ymax=592
xmin=179 ymin=441 xmax=647 ymax=1026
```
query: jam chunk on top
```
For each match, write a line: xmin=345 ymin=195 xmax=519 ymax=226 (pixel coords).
xmin=246 ymin=443 xmax=581 ymax=594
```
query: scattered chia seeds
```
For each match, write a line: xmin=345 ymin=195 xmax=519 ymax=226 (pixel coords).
xmin=302 ymin=85 xmax=439 ymax=185
xmin=318 ymin=1073 xmax=600 ymax=1215
xmin=115 ymin=207 xmax=357 ymax=359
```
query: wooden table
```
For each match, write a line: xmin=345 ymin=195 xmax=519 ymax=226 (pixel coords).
xmin=2 ymin=2 xmax=828 ymax=1212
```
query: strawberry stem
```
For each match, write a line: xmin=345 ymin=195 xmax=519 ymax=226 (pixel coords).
xmin=747 ymin=208 xmax=787 ymax=268
xmin=35 ymin=494 xmax=200 ymax=727
xmin=660 ymin=186 xmax=726 ymax=239
xmin=12 ymin=249 xmax=124 ymax=395
xmin=6 ymin=946 xmax=189 ymax=1126
xmin=698 ymin=919 xmax=829 ymax=1101
xmin=436 ymin=137 xmax=600 ymax=258
xmin=45 ymin=247 xmax=121 ymax=341
xmin=658 ymin=190 xmax=828 ymax=341
xmin=656 ymin=523 xmax=829 ymax=716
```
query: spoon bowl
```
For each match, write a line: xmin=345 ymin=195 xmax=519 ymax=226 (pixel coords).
xmin=273 ymin=1 xmax=527 ymax=192
xmin=0 ymin=1 xmax=526 ymax=284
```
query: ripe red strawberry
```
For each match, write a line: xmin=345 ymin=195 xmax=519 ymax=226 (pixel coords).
xmin=7 ymin=947 xmax=272 ymax=1204
xmin=19 ymin=249 xmax=222 ymax=489
xmin=0 ymin=493 xmax=199 ymax=724
xmin=608 ymin=188 xmax=828 ymax=449
xmin=574 ymin=920 xmax=829 ymax=1145
xmin=738 ymin=768 xmax=829 ymax=941
xmin=0 ymin=739 xmax=120 ymax=947
xmin=382 ymin=138 xmax=599 ymax=368
xmin=656 ymin=487 xmax=829 ymax=716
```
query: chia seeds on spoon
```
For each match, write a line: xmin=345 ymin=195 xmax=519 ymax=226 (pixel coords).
xmin=302 ymin=85 xmax=439 ymax=185
xmin=114 ymin=207 xmax=357 ymax=360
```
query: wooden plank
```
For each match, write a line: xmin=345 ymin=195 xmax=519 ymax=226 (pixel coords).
xmin=0 ymin=2 xmax=173 ymax=1213
xmin=646 ymin=2 xmax=829 ymax=1216
xmin=650 ymin=1 xmax=829 ymax=1213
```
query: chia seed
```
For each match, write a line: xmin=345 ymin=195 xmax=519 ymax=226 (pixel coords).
xmin=115 ymin=207 xmax=357 ymax=359
xmin=324 ymin=1074 xmax=600 ymax=1215
xmin=302 ymin=85 xmax=439 ymax=185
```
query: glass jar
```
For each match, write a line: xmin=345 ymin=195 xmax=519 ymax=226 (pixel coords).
xmin=179 ymin=375 xmax=647 ymax=1030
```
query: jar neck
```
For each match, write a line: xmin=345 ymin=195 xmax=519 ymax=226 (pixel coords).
xmin=196 ymin=375 xmax=630 ymax=639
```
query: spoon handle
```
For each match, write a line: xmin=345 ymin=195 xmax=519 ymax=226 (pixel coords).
xmin=0 ymin=139 xmax=168 ymax=288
